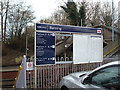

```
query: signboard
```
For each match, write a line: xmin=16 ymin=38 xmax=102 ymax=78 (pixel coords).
xmin=26 ymin=62 xmax=33 ymax=70
xmin=73 ymin=34 xmax=103 ymax=64
xmin=35 ymin=23 xmax=103 ymax=65
xmin=35 ymin=32 xmax=55 ymax=66
xmin=36 ymin=23 xmax=102 ymax=34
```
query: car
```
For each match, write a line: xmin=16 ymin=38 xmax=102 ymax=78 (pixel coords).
xmin=59 ymin=61 xmax=120 ymax=90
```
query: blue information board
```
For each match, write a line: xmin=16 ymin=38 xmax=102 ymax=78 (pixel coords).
xmin=35 ymin=23 xmax=102 ymax=66
xmin=35 ymin=32 xmax=55 ymax=66
xmin=36 ymin=23 xmax=102 ymax=34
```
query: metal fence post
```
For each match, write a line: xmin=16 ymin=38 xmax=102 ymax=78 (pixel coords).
xmin=35 ymin=66 xmax=37 ymax=88
xmin=23 ymin=55 xmax=27 ymax=88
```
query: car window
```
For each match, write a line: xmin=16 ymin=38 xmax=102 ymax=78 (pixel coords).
xmin=91 ymin=65 xmax=120 ymax=90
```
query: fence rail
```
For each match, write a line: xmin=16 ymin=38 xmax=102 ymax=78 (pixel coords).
xmin=16 ymin=56 xmax=119 ymax=88
xmin=26 ymin=58 xmax=119 ymax=88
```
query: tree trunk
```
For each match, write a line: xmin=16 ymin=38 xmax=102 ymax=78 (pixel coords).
xmin=1 ymin=2 xmax=3 ymax=42
xmin=4 ymin=0 xmax=9 ymax=41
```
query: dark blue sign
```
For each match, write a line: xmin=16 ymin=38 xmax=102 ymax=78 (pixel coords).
xmin=36 ymin=23 xmax=102 ymax=34
xmin=35 ymin=32 xmax=55 ymax=66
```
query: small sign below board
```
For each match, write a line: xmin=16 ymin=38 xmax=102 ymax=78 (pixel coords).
xmin=26 ymin=62 xmax=33 ymax=70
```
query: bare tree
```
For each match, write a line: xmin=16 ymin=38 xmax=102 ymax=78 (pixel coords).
xmin=0 ymin=1 xmax=4 ymax=41
xmin=7 ymin=2 xmax=35 ymax=38
xmin=4 ymin=0 xmax=9 ymax=41
xmin=40 ymin=1 xmax=117 ymax=28
xmin=86 ymin=1 xmax=116 ymax=28
xmin=40 ymin=9 xmax=70 ymax=25
xmin=100 ymin=2 xmax=112 ymax=26
xmin=86 ymin=2 xmax=101 ymax=26
xmin=0 ymin=0 xmax=9 ymax=42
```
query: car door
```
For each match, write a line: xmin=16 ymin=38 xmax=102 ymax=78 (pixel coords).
xmin=88 ymin=65 xmax=120 ymax=90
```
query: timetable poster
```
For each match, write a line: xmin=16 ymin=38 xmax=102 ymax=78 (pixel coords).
xmin=35 ymin=32 xmax=55 ymax=66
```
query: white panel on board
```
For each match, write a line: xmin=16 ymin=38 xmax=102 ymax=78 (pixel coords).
xmin=73 ymin=34 xmax=103 ymax=64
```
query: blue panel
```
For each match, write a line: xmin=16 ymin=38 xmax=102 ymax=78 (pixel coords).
xmin=36 ymin=23 xmax=102 ymax=34
xmin=36 ymin=32 xmax=55 ymax=65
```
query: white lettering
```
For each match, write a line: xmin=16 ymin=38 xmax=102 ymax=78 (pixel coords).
xmin=49 ymin=26 xmax=62 ymax=31
xmin=37 ymin=26 xmax=47 ymax=29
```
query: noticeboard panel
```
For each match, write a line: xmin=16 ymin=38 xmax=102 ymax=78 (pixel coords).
xmin=35 ymin=32 xmax=55 ymax=66
xmin=73 ymin=34 xmax=103 ymax=64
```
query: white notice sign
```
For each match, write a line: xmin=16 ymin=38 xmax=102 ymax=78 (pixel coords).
xmin=73 ymin=34 xmax=103 ymax=64
xmin=26 ymin=62 xmax=33 ymax=70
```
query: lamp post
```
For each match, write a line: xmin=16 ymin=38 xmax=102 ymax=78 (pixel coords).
xmin=118 ymin=1 xmax=120 ymax=30
xmin=112 ymin=0 xmax=114 ymax=41
xmin=26 ymin=26 xmax=29 ymax=57
xmin=26 ymin=34 xmax=28 ymax=57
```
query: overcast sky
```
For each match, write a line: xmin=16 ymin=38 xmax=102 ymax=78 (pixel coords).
xmin=23 ymin=0 xmax=119 ymax=22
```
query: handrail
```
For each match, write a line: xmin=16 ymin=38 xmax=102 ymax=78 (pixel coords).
xmin=104 ymin=44 xmax=120 ymax=57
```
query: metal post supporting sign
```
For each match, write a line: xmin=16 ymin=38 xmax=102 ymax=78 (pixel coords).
xmin=34 ymin=30 xmax=56 ymax=88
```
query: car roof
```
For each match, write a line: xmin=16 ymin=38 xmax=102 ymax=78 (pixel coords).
xmin=88 ymin=60 xmax=120 ymax=75
xmin=102 ymin=60 xmax=120 ymax=67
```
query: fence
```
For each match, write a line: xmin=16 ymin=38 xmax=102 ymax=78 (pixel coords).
xmin=25 ymin=57 xmax=119 ymax=88
xmin=15 ymin=55 xmax=119 ymax=88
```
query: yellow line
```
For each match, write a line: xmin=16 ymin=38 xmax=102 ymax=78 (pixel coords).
xmin=104 ymin=44 xmax=120 ymax=57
